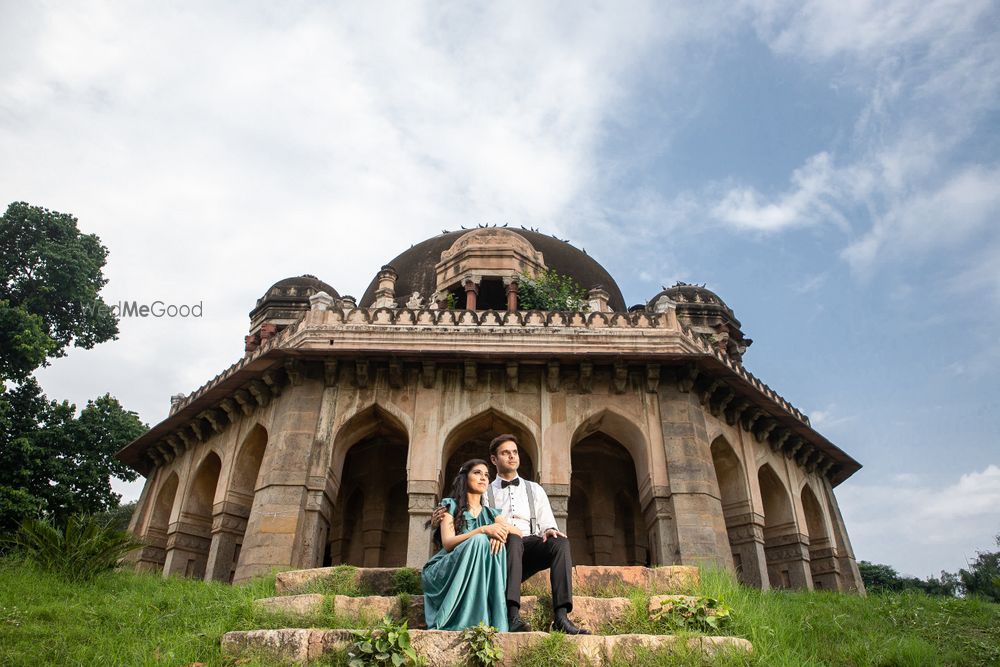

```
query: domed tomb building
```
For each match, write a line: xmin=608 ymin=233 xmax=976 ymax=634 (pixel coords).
xmin=118 ymin=227 xmax=864 ymax=592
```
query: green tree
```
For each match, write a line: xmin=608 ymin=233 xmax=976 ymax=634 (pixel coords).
xmin=857 ymin=560 xmax=958 ymax=597
xmin=959 ymin=534 xmax=1000 ymax=602
xmin=0 ymin=380 xmax=146 ymax=533
xmin=517 ymin=269 xmax=589 ymax=312
xmin=0 ymin=201 xmax=117 ymax=382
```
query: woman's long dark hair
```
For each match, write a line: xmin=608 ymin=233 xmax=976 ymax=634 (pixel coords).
xmin=431 ymin=458 xmax=489 ymax=549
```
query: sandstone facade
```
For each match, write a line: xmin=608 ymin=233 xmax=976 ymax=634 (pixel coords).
xmin=118 ymin=228 xmax=864 ymax=593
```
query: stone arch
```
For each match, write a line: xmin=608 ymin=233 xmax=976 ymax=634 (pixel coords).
xmin=326 ymin=405 xmax=409 ymax=567
xmin=757 ymin=463 xmax=810 ymax=589
xmin=205 ymin=424 xmax=268 ymax=582
xmin=164 ymin=451 xmax=222 ymax=579
xmin=801 ymin=482 xmax=841 ymax=590
xmin=138 ymin=471 xmax=178 ymax=572
xmin=568 ymin=407 xmax=651 ymax=487
xmin=440 ymin=407 xmax=539 ymax=492
xmin=710 ymin=436 xmax=766 ymax=588
xmin=568 ymin=411 xmax=650 ymax=565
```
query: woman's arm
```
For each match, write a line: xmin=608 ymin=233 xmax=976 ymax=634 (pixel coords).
xmin=439 ymin=513 xmax=506 ymax=551
xmin=495 ymin=514 xmax=523 ymax=537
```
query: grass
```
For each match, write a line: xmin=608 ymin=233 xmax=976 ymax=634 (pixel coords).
xmin=1 ymin=556 xmax=998 ymax=666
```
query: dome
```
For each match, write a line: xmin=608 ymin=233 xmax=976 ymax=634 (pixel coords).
xmin=251 ymin=275 xmax=339 ymax=314
xmin=359 ymin=228 xmax=627 ymax=311
xmin=647 ymin=283 xmax=738 ymax=325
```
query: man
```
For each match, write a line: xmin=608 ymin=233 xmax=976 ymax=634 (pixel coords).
xmin=433 ymin=434 xmax=590 ymax=634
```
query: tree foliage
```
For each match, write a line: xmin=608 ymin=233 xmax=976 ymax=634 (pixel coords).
xmin=858 ymin=560 xmax=960 ymax=597
xmin=958 ymin=535 xmax=1000 ymax=603
xmin=0 ymin=380 xmax=146 ymax=533
xmin=0 ymin=201 xmax=117 ymax=382
xmin=516 ymin=269 xmax=589 ymax=312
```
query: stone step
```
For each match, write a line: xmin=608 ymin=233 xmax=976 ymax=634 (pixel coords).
xmin=222 ymin=628 xmax=752 ymax=665
xmin=274 ymin=564 xmax=699 ymax=596
xmin=254 ymin=593 xmax=725 ymax=634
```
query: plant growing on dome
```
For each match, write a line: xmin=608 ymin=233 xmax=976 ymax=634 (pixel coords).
xmin=517 ymin=269 xmax=588 ymax=312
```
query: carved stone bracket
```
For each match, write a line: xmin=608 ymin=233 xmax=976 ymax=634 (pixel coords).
xmin=725 ymin=397 xmax=750 ymax=426
xmin=506 ymin=361 xmax=519 ymax=392
xmin=546 ymin=361 xmax=560 ymax=392
xmin=248 ymin=379 xmax=272 ymax=408
xmin=645 ymin=364 xmax=660 ymax=393
xmin=388 ymin=360 xmax=404 ymax=389
xmin=324 ymin=360 xmax=339 ymax=387
xmin=166 ymin=435 xmax=184 ymax=457
xmin=741 ymin=407 xmax=763 ymax=433
xmin=613 ymin=361 xmax=628 ymax=394
xmin=770 ymin=429 xmax=791 ymax=453
xmin=697 ymin=379 xmax=722 ymax=406
xmin=784 ymin=436 xmax=804 ymax=459
xmin=177 ymin=429 xmax=196 ymax=450
xmin=676 ymin=364 xmax=699 ymax=393
xmin=262 ymin=369 xmax=285 ymax=397
xmin=355 ymin=359 xmax=370 ymax=388
xmin=754 ymin=418 xmax=778 ymax=443
xmin=818 ymin=458 xmax=836 ymax=478
xmin=233 ymin=389 xmax=255 ymax=416
xmin=147 ymin=448 xmax=164 ymax=467
xmin=421 ymin=361 xmax=436 ymax=389
xmin=579 ymin=361 xmax=593 ymax=394
xmin=284 ymin=359 xmax=303 ymax=386
xmin=198 ymin=409 xmax=226 ymax=434
xmin=464 ymin=360 xmax=477 ymax=391
xmin=188 ymin=420 xmax=205 ymax=442
xmin=219 ymin=398 xmax=239 ymax=423
xmin=710 ymin=387 xmax=734 ymax=417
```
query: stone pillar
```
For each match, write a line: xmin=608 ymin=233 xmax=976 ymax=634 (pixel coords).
xmin=544 ymin=484 xmax=570 ymax=534
xmin=763 ymin=529 xmax=813 ymax=590
xmin=309 ymin=290 xmax=335 ymax=311
xmin=233 ymin=376 xmax=325 ymax=582
xmin=205 ymin=505 xmax=250 ymax=582
xmin=374 ymin=266 xmax=398 ymax=308
xmin=642 ymin=494 xmax=678 ymax=566
xmin=299 ymin=489 xmax=334 ymax=569
xmin=162 ymin=515 xmax=212 ymax=578
xmin=463 ymin=276 xmax=479 ymax=311
xmin=657 ymin=385 xmax=734 ymax=568
xmin=406 ymin=482 xmax=438 ymax=568
xmin=822 ymin=478 xmax=866 ymax=593
xmin=587 ymin=286 xmax=610 ymax=313
xmin=808 ymin=543 xmax=843 ymax=591
xmin=504 ymin=277 xmax=518 ymax=312
xmin=724 ymin=511 xmax=769 ymax=590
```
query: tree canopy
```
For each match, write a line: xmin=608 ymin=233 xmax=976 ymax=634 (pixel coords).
xmin=0 ymin=201 xmax=117 ymax=382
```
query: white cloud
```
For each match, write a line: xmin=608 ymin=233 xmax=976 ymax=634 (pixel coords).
xmin=839 ymin=464 xmax=1000 ymax=575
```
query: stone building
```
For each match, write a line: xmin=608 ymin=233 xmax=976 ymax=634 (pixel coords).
xmin=119 ymin=227 xmax=864 ymax=592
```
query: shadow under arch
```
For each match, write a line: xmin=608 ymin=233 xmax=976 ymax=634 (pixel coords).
xmin=568 ymin=408 xmax=650 ymax=566
xmin=165 ymin=451 xmax=222 ymax=579
xmin=440 ymin=407 xmax=538 ymax=495
xmin=710 ymin=436 xmax=765 ymax=587
xmin=140 ymin=471 xmax=179 ymax=573
xmin=325 ymin=404 xmax=409 ymax=567
xmin=758 ymin=462 xmax=810 ymax=589
xmin=801 ymin=482 xmax=841 ymax=590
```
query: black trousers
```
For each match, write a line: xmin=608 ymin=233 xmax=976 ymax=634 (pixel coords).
xmin=505 ymin=534 xmax=573 ymax=612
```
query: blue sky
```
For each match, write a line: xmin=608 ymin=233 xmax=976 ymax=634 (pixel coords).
xmin=2 ymin=1 xmax=998 ymax=577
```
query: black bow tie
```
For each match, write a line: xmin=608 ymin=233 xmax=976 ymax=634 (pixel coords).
xmin=501 ymin=478 xmax=520 ymax=488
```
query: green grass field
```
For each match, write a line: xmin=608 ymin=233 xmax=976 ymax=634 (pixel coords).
xmin=1 ymin=557 xmax=997 ymax=666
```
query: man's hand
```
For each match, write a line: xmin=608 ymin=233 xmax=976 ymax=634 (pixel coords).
xmin=541 ymin=528 xmax=567 ymax=542
xmin=489 ymin=537 xmax=504 ymax=555
xmin=430 ymin=504 xmax=447 ymax=529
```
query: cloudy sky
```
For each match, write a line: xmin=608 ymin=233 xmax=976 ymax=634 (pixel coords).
xmin=3 ymin=1 xmax=998 ymax=578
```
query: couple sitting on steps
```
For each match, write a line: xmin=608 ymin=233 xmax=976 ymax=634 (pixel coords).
xmin=421 ymin=434 xmax=590 ymax=635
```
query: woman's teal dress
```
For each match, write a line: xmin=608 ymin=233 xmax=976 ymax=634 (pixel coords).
xmin=422 ymin=498 xmax=508 ymax=631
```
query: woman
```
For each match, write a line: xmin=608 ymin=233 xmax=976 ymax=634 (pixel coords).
xmin=422 ymin=459 xmax=517 ymax=631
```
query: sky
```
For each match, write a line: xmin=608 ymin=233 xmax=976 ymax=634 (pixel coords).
xmin=2 ymin=1 xmax=998 ymax=578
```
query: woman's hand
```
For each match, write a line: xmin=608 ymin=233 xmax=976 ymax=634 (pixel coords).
xmin=480 ymin=523 xmax=509 ymax=542
xmin=489 ymin=537 xmax=504 ymax=555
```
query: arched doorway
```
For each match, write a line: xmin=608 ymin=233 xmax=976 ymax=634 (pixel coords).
xmin=802 ymin=484 xmax=841 ymax=590
xmin=206 ymin=426 xmax=267 ymax=582
xmin=326 ymin=408 xmax=409 ymax=567
xmin=758 ymin=464 xmax=810 ymax=589
xmin=710 ymin=437 xmax=766 ymax=588
xmin=569 ymin=433 xmax=648 ymax=565
xmin=165 ymin=452 xmax=221 ymax=578
xmin=441 ymin=409 xmax=537 ymax=496
xmin=139 ymin=472 xmax=178 ymax=573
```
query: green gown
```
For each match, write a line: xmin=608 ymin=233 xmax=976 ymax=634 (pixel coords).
xmin=421 ymin=498 xmax=509 ymax=631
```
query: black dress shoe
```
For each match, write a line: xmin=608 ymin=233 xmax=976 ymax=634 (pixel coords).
xmin=508 ymin=615 xmax=531 ymax=632
xmin=551 ymin=612 xmax=591 ymax=635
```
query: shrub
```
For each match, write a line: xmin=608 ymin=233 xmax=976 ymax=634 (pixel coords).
xmin=517 ymin=270 xmax=588 ymax=312
xmin=5 ymin=514 xmax=142 ymax=581
xmin=648 ymin=595 xmax=732 ymax=633
xmin=348 ymin=616 xmax=425 ymax=666
xmin=462 ymin=621 xmax=503 ymax=666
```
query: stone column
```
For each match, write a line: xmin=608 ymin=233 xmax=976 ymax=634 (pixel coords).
xmin=822 ymin=477 xmax=865 ymax=593
xmin=463 ymin=276 xmax=480 ymax=311
xmin=587 ymin=286 xmax=610 ymax=313
xmin=544 ymin=484 xmax=570 ymax=534
xmin=657 ymin=385 xmax=734 ymax=568
xmin=298 ymin=489 xmax=334 ymax=569
xmin=763 ymin=528 xmax=813 ymax=590
xmin=406 ymin=482 xmax=438 ymax=568
xmin=374 ymin=265 xmax=398 ymax=308
xmin=724 ymin=511 xmax=769 ymax=590
xmin=808 ymin=543 xmax=843 ymax=591
xmin=504 ymin=277 xmax=518 ymax=312
xmin=205 ymin=504 xmax=250 ymax=582
xmin=162 ymin=514 xmax=212 ymax=578
xmin=642 ymin=494 xmax=678 ymax=566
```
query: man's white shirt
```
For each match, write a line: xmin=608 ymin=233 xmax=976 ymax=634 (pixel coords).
xmin=487 ymin=476 xmax=558 ymax=537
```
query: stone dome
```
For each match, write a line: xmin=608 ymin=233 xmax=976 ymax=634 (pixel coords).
xmin=251 ymin=275 xmax=339 ymax=315
xmin=359 ymin=228 xmax=627 ymax=311
xmin=648 ymin=282 xmax=751 ymax=362
xmin=647 ymin=283 xmax=739 ymax=325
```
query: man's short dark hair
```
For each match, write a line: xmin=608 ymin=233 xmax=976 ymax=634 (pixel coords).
xmin=489 ymin=433 xmax=518 ymax=458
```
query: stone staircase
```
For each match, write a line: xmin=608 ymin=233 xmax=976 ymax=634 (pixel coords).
xmin=222 ymin=565 xmax=752 ymax=665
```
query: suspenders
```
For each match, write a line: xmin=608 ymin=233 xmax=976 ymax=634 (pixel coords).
xmin=487 ymin=479 xmax=537 ymax=535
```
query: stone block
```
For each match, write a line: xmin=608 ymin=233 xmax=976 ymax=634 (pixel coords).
xmin=334 ymin=595 xmax=403 ymax=623
xmin=253 ymin=594 xmax=324 ymax=616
